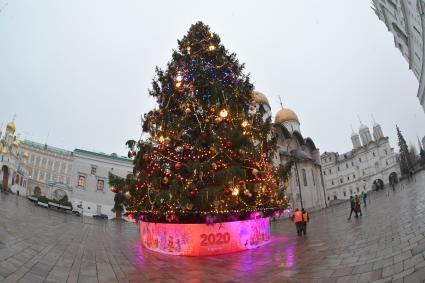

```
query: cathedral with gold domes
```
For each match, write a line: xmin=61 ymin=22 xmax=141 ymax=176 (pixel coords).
xmin=0 ymin=119 xmax=30 ymax=194
xmin=253 ymin=91 xmax=327 ymax=211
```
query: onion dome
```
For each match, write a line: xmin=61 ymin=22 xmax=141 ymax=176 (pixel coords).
xmin=12 ymin=139 xmax=20 ymax=147
xmin=6 ymin=121 xmax=16 ymax=133
xmin=252 ymin=90 xmax=270 ymax=106
xmin=275 ymin=108 xmax=299 ymax=123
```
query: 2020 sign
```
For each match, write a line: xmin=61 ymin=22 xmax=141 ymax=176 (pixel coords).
xmin=200 ymin=232 xmax=230 ymax=246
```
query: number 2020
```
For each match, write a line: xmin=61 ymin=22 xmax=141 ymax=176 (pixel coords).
xmin=200 ymin=232 xmax=230 ymax=246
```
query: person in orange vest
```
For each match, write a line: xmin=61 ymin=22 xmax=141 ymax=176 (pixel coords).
xmin=291 ymin=208 xmax=303 ymax=236
xmin=301 ymin=208 xmax=309 ymax=235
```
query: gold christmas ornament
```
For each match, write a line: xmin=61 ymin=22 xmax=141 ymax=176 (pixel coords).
xmin=187 ymin=46 xmax=191 ymax=54
xmin=124 ymin=191 xmax=131 ymax=199
xmin=176 ymin=74 xmax=183 ymax=82
xmin=185 ymin=108 xmax=191 ymax=114
xmin=175 ymin=82 xmax=182 ymax=88
xmin=241 ymin=120 xmax=249 ymax=127
xmin=252 ymin=168 xmax=259 ymax=176
xmin=208 ymin=45 xmax=216 ymax=51
xmin=215 ymin=117 xmax=223 ymax=123
xmin=219 ymin=109 xmax=228 ymax=118
xmin=158 ymin=136 xmax=165 ymax=143
xmin=231 ymin=187 xmax=239 ymax=196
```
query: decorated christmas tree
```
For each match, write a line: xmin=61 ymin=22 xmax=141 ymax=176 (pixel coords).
xmin=110 ymin=22 xmax=291 ymax=223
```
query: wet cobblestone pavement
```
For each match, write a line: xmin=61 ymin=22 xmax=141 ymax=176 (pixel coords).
xmin=1 ymin=172 xmax=425 ymax=282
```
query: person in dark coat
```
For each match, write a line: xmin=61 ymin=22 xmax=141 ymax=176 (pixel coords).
xmin=355 ymin=195 xmax=362 ymax=216
xmin=348 ymin=196 xmax=358 ymax=220
xmin=301 ymin=208 xmax=309 ymax=235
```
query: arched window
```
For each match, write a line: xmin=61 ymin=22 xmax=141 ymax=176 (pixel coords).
xmin=301 ymin=169 xmax=307 ymax=186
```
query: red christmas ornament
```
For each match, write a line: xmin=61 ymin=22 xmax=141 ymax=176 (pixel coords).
xmin=238 ymin=180 xmax=245 ymax=187
xmin=185 ymin=144 xmax=191 ymax=151
xmin=175 ymin=162 xmax=182 ymax=171
xmin=159 ymin=111 xmax=164 ymax=117
xmin=224 ymin=188 xmax=231 ymax=196
xmin=226 ymin=140 xmax=233 ymax=148
xmin=190 ymin=190 xmax=198 ymax=197
xmin=128 ymin=214 xmax=134 ymax=220
xmin=178 ymin=88 xmax=185 ymax=94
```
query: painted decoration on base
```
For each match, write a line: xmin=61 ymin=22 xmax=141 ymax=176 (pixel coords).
xmin=140 ymin=217 xmax=270 ymax=256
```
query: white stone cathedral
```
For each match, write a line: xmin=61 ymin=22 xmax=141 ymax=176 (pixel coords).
xmin=321 ymin=119 xmax=400 ymax=201
xmin=253 ymin=91 xmax=327 ymax=211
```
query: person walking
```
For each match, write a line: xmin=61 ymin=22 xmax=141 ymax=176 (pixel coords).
xmin=355 ymin=195 xmax=362 ymax=216
xmin=301 ymin=208 xmax=309 ymax=235
xmin=348 ymin=196 xmax=358 ymax=220
xmin=361 ymin=191 xmax=367 ymax=207
xmin=291 ymin=208 xmax=303 ymax=236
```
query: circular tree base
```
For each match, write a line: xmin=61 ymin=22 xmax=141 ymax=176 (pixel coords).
xmin=140 ymin=217 xmax=270 ymax=256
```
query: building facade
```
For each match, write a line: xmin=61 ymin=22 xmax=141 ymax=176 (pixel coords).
xmin=71 ymin=149 xmax=133 ymax=218
xmin=0 ymin=120 xmax=29 ymax=195
xmin=253 ymin=91 xmax=327 ymax=211
xmin=20 ymin=140 xmax=74 ymax=199
xmin=321 ymin=120 xmax=400 ymax=201
xmin=372 ymin=0 xmax=425 ymax=112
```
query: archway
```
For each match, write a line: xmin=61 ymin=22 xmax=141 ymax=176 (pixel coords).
xmin=372 ymin=179 xmax=384 ymax=191
xmin=2 ymin=165 xmax=9 ymax=191
xmin=389 ymin=172 xmax=398 ymax=185
xmin=33 ymin=186 xmax=41 ymax=196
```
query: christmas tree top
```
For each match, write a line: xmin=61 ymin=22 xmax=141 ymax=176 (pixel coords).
xmin=110 ymin=22 xmax=290 ymax=223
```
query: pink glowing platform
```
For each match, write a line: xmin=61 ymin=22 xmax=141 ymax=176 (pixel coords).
xmin=140 ymin=217 xmax=271 ymax=256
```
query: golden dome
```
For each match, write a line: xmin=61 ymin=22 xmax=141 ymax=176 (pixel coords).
xmin=12 ymin=139 xmax=20 ymax=147
xmin=275 ymin=108 xmax=299 ymax=123
xmin=6 ymin=121 xmax=16 ymax=133
xmin=252 ymin=90 xmax=270 ymax=106
xmin=22 ymin=151 xmax=29 ymax=158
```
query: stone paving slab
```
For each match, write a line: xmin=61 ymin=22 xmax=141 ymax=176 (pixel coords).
xmin=1 ymin=172 xmax=425 ymax=282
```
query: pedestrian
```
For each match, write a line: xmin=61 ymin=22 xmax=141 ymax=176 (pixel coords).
xmin=291 ymin=208 xmax=303 ymax=236
xmin=348 ymin=196 xmax=358 ymax=220
xmin=301 ymin=208 xmax=309 ymax=235
xmin=361 ymin=191 xmax=367 ymax=207
xmin=355 ymin=195 xmax=362 ymax=216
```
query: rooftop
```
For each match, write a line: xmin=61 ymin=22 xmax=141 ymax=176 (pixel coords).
xmin=74 ymin=148 xmax=131 ymax=162
xmin=22 ymin=140 xmax=73 ymax=156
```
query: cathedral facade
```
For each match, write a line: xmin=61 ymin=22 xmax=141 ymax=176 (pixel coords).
xmin=0 ymin=120 xmax=29 ymax=195
xmin=321 ymin=120 xmax=400 ymax=201
xmin=253 ymin=91 xmax=327 ymax=211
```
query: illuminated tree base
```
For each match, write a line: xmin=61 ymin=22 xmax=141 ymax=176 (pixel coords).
xmin=140 ymin=217 xmax=271 ymax=256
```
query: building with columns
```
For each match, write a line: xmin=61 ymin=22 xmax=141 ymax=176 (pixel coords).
xmin=0 ymin=120 xmax=29 ymax=195
xmin=19 ymin=140 xmax=74 ymax=199
xmin=321 ymin=119 xmax=400 ymax=201
xmin=253 ymin=91 xmax=327 ymax=211
xmin=0 ymin=118 xmax=133 ymax=219
xmin=372 ymin=0 xmax=425 ymax=112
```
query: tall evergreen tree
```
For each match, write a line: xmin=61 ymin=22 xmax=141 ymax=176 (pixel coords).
xmin=396 ymin=125 xmax=412 ymax=175
xmin=109 ymin=22 xmax=291 ymax=223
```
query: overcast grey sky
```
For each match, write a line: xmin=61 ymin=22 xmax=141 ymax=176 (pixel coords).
xmin=0 ymin=0 xmax=424 ymax=156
